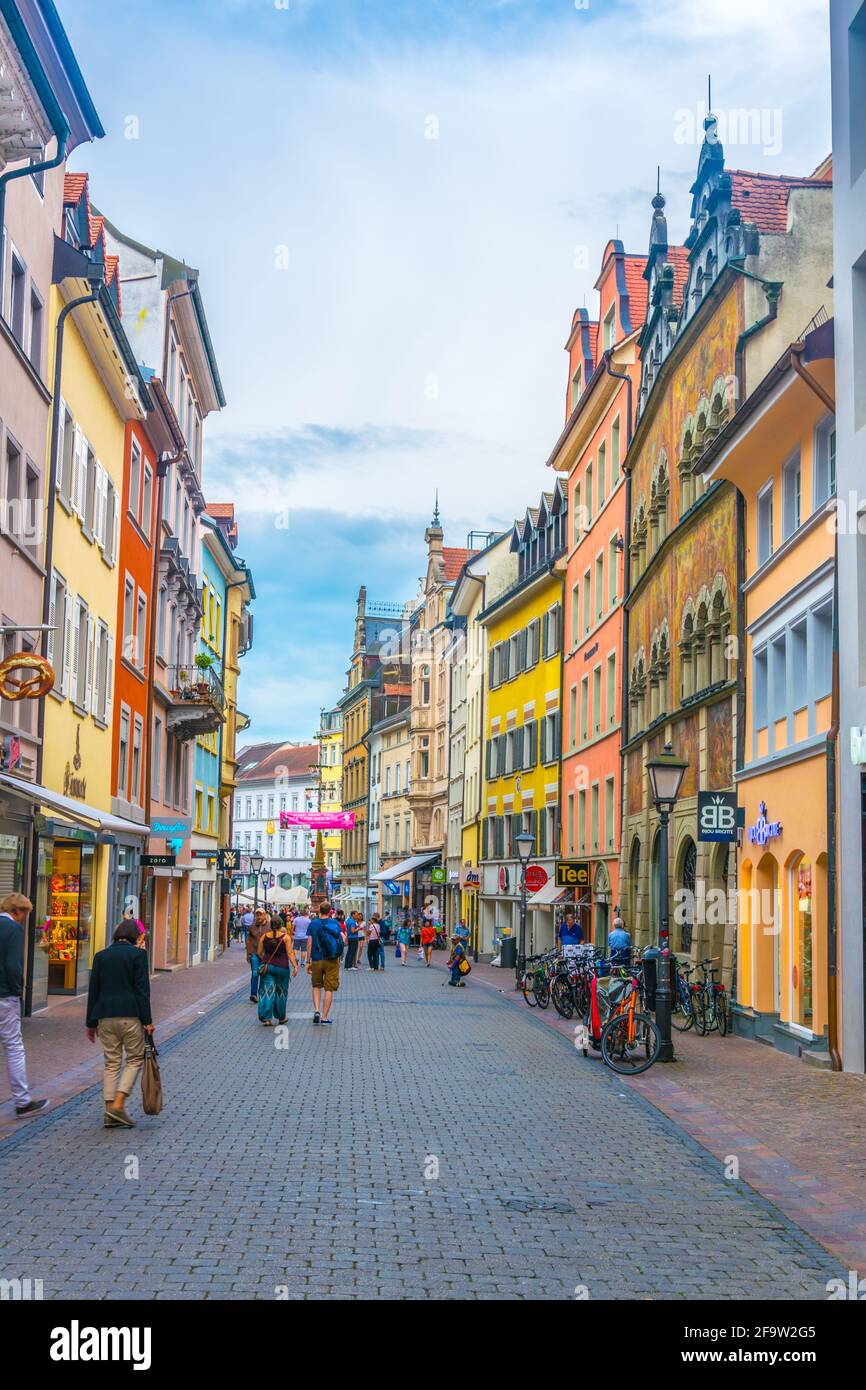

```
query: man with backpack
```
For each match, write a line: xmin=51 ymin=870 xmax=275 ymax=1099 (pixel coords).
xmin=305 ymin=902 xmax=343 ymax=1026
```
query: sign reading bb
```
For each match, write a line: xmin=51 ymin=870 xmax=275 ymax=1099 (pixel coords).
xmin=697 ymin=791 xmax=738 ymax=842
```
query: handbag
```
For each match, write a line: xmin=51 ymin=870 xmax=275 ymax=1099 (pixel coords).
xmin=457 ymin=956 xmax=471 ymax=976
xmin=141 ymin=1037 xmax=163 ymax=1115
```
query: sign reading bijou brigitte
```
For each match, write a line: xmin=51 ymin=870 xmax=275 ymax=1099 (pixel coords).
xmin=279 ymin=811 xmax=355 ymax=830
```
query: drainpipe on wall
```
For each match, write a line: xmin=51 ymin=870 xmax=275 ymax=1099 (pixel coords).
xmin=35 ymin=268 xmax=103 ymax=786
xmin=604 ymin=356 xmax=633 ymax=923
xmin=732 ymin=486 xmax=747 ymax=1010
xmin=729 ymin=264 xmax=782 ymax=403
xmin=0 ymin=136 xmax=67 ymax=307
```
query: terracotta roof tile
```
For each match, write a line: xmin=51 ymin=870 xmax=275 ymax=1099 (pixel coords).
xmin=622 ymin=254 xmax=648 ymax=328
xmin=63 ymin=172 xmax=87 ymax=205
xmin=237 ymin=742 xmax=319 ymax=783
xmin=441 ymin=547 xmax=477 ymax=582
xmin=667 ymin=246 xmax=690 ymax=307
xmin=105 ymin=254 xmax=121 ymax=316
xmin=729 ymin=169 xmax=831 ymax=234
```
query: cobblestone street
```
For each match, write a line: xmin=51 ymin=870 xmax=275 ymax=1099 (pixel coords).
xmin=0 ymin=959 xmax=847 ymax=1300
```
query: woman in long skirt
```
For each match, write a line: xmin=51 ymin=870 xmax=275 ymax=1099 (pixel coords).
xmin=257 ymin=921 xmax=298 ymax=1026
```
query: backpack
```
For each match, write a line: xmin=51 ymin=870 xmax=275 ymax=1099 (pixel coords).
xmin=316 ymin=920 xmax=345 ymax=961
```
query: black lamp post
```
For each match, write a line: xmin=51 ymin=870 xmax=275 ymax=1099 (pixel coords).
xmin=250 ymin=852 xmax=264 ymax=914
xmin=646 ymin=742 xmax=689 ymax=1062
xmin=514 ymin=830 xmax=535 ymax=987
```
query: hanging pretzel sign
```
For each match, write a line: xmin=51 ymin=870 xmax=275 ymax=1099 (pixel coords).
xmin=0 ymin=652 xmax=56 ymax=701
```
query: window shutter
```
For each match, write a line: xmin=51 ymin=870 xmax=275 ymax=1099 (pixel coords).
xmin=84 ymin=612 xmax=95 ymax=713
xmin=105 ymin=631 xmax=114 ymax=725
xmin=71 ymin=427 xmax=83 ymax=516
xmin=539 ymin=718 xmax=547 ymax=764
xmin=60 ymin=588 xmax=72 ymax=697
xmin=47 ymin=574 xmax=56 ymax=666
xmin=553 ymin=709 xmax=561 ymax=754
xmin=529 ymin=809 xmax=538 ymax=851
xmin=94 ymin=465 xmax=106 ymax=549
xmin=482 ymin=818 xmax=489 ymax=859
xmin=515 ymin=725 xmax=524 ymax=769
xmin=527 ymin=720 xmax=537 ymax=766
xmin=517 ymin=628 xmax=526 ymax=672
xmin=488 ymin=650 xmax=495 ymax=688
xmin=110 ymin=488 xmax=120 ymax=566
xmin=56 ymin=409 xmax=66 ymax=498
xmin=71 ymin=599 xmax=81 ymax=704
xmin=485 ymin=740 xmax=491 ymax=779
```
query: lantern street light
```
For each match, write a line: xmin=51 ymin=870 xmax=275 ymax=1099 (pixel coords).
xmin=249 ymin=852 xmax=264 ymax=914
xmin=515 ymin=830 xmax=535 ymax=987
xmin=646 ymin=742 xmax=689 ymax=1061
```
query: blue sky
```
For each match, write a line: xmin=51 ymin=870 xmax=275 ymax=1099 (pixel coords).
xmin=59 ymin=0 xmax=831 ymax=741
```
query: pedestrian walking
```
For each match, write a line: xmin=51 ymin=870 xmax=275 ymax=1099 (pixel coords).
xmin=420 ymin=918 xmax=436 ymax=966
xmin=355 ymin=912 xmax=367 ymax=970
xmin=396 ymin=918 xmax=411 ymax=964
xmin=245 ymin=908 xmax=271 ymax=1003
xmin=240 ymin=905 xmax=254 ymax=943
xmin=0 ymin=893 xmax=47 ymax=1117
xmin=292 ymin=908 xmax=311 ymax=959
xmin=447 ymin=935 xmax=470 ymax=987
xmin=345 ymin=910 xmax=364 ymax=970
xmin=84 ymin=920 xmax=154 ymax=1128
xmin=455 ymin=918 xmax=470 ymax=949
xmin=306 ymin=902 xmax=343 ymax=1026
xmin=367 ymin=914 xmax=382 ymax=971
xmin=256 ymin=919 xmax=298 ymax=1026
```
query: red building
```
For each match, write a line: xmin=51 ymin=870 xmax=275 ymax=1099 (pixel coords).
xmin=549 ymin=241 xmax=652 ymax=945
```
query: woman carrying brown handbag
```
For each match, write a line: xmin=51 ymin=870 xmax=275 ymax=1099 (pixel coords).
xmin=256 ymin=919 xmax=298 ymax=1027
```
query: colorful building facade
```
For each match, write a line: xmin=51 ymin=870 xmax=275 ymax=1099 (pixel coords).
xmin=553 ymin=243 xmax=645 ymax=946
xmin=699 ymin=319 xmax=835 ymax=1060
xmin=619 ymin=120 xmax=832 ymax=991
xmin=479 ymin=486 xmax=566 ymax=954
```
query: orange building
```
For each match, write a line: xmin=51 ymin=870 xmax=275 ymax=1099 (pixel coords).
xmin=549 ymin=242 xmax=646 ymax=945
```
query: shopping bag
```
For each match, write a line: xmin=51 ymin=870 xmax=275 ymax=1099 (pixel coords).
xmin=457 ymin=957 xmax=471 ymax=976
xmin=141 ymin=1038 xmax=163 ymax=1115
xmin=395 ymin=945 xmax=401 ymax=958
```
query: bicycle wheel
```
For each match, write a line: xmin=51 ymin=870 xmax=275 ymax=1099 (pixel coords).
xmin=521 ymin=973 xmax=538 ymax=1007
xmin=552 ymin=976 xmax=575 ymax=1019
xmin=716 ymin=988 xmax=729 ymax=1036
xmin=691 ymin=989 xmax=708 ymax=1035
xmin=600 ymin=1011 xmax=661 ymax=1075
xmin=671 ymin=996 xmax=694 ymax=1032
xmin=534 ymin=975 xmax=551 ymax=1009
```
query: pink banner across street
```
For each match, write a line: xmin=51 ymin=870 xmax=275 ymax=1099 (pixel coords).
xmin=279 ymin=811 xmax=355 ymax=829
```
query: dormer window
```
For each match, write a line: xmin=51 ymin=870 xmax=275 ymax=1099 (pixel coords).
xmin=571 ymin=366 xmax=582 ymax=411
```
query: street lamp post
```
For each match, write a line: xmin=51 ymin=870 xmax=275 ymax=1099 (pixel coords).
xmin=646 ymin=742 xmax=689 ymax=1062
xmin=514 ymin=830 xmax=535 ymax=987
xmin=249 ymin=852 xmax=264 ymax=915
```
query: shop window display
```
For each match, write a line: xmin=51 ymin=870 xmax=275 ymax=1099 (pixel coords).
xmin=45 ymin=842 xmax=94 ymax=995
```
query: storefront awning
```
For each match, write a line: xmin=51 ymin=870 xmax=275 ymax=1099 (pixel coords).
xmin=0 ymin=774 xmax=150 ymax=838
xmin=370 ymin=851 xmax=439 ymax=883
xmin=527 ymin=879 xmax=568 ymax=908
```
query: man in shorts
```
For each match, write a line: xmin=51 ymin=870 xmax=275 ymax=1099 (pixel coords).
xmin=305 ymin=902 xmax=342 ymax=1026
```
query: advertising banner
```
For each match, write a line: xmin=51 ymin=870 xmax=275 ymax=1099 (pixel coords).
xmin=279 ymin=811 xmax=355 ymax=829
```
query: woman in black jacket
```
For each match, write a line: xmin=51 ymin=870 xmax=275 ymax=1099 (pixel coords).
xmin=85 ymin=921 xmax=154 ymax=1128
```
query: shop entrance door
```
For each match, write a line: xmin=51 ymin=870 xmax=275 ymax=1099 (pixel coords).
xmin=47 ymin=841 xmax=94 ymax=995
xmin=167 ymin=878 xmax=180 ymax=964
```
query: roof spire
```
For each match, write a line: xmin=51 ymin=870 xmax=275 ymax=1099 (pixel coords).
xmin=432 ymin=490 xmax=440 ymax=526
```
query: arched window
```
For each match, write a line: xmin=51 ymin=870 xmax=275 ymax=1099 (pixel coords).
xmin=677 ymin=837 xmax=697 ymax=954
xmin=629 ymin=650 xmax=647 ymax=735
xmin=628 ymin=837 xmax=641 ymax=939
xmin=420 ymin=664 xmax=431 ymax=705
xmin=680 ymin=610 xmax=695 ymax=701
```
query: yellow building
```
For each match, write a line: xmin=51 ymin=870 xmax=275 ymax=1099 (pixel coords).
xmin=698 ymin=320 xmax=836 ymax=1063
xmin=317 ymin=707 xmax=343 ymax=878
xmin=34 ymin=186 xmax=151 ymax=1004
xmin=478 ymin=487 xmax=566 ymax=955
xmin=447 ymin=533 xmax=517 ymax=942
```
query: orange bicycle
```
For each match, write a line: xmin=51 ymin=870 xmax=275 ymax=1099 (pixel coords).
xmin=598 ymin=967 xmax=661 ymax=1075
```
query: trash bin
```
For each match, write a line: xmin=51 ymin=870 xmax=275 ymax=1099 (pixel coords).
xmin=499 ymin=936 xmax=517 ymax=969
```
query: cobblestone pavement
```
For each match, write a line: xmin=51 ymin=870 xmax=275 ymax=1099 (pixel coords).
xmin=0 ymin=958 xmax=846 ymax=1300
xmin=445 ymin=956 xmax=866 ymax=1273
xmin=0 ymin=946 xmax=249 ymax=1141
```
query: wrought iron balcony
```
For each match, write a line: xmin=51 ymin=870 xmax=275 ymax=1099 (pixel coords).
xmin=164 ymin=664 xmax=225 ymax=739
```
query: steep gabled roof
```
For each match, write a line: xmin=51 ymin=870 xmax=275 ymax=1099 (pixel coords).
xmin=667 ymin=246 xmax=690 ymax=308
xmin=237 ymin=742 xmax=319 ymax=784
xmin=729 ymin=169 xmax=832 ymax=234
xmin=441 ymin=547 xmax=476 ymax=582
